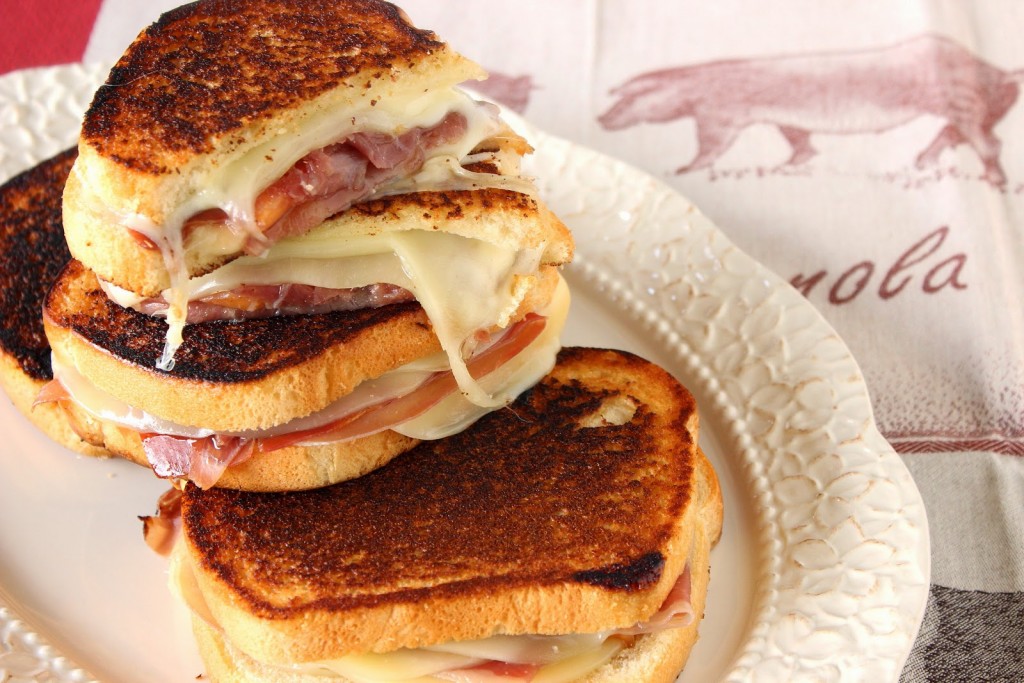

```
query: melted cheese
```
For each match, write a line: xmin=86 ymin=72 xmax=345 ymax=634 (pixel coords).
xmin=392 ymin=276 xmax=568 ymax=440
xmin=388 ymin=230 xmax=544 ymax=407
xmin=294 ymin=632 xmax=624 ymax=683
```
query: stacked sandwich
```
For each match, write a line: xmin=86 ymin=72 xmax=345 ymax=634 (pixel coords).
xmin=0 ymin=1 xmax=723 ymax=681
xmin=43 ymin=0 xmax=574 ymax=491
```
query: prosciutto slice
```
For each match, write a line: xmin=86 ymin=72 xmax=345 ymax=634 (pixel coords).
xmin=141 ymin=434 xmax=256 ymax=490
xmin=135 ymin=282 xmax=415 ymax=323
xmin=434 ymin=662 xmax=542 ymax=683
xmin=616 ymin=565 xmax=694 ymax=635
xmin=139 ymin=487 xmax=183 ymax=557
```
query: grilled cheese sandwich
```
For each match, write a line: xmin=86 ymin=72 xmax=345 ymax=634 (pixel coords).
xmin=170 ymin=347 xmax=723 ymax=682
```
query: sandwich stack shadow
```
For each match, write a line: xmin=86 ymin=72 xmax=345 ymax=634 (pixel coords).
xmin=0 ymin=1 xmax=724 ymax=682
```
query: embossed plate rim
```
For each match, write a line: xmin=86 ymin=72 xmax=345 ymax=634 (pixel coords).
xmin=0 ymin=64 xmax=929 ymax=683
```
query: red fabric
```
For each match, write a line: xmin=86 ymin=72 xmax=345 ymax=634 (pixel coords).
xmin=0 ymin=0 xmax=103 ymax=75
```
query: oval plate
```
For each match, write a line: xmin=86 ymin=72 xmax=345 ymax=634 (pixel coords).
xmin=0 ymin=65 xmax=929 ymax=683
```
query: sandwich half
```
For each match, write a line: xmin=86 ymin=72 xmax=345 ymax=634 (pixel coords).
xmin=170 ymin=347 xmax=724 ymax=682
xmin=62 ymin=0 xmax=564 ymax=369
xmin=0 ymin=149 xmax=107 ymax=457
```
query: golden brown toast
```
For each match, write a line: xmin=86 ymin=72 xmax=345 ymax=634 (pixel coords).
xmin=80 ymin=0 xmax=458 ymax=179
xmin=0 ymin=150 xmax=107 ymax=457
xmin=40 ymin=259 xmax=566 ymax=490
xmin=178 ymin=347 xmax=724 ymax=666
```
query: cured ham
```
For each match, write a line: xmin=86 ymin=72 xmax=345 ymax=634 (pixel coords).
xmin=247 ymin=109 xmax=471 ymax=248
xmin=434 ymin=662 xmax=542 ymax=683
xmin=616 ymin=565 xmax=694 ymax=635
xmin=139 ymin=487 xmax=183 ymax=557
xmin=264 ymin=314 xmax=546 ymax=450
xmin=142 ymin=434 xmax=256 ymax=490
xmin=134 ymin=282 xmax=415 ymax=323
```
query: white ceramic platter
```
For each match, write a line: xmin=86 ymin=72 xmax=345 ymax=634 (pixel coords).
xmin=0 ymin=65 xmax=929 ymax=682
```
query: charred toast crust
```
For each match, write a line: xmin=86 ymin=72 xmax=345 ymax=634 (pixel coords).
xmin=351 ymin=187 xmax=539 ymax=221
xmin=83 ymin=0 xmax=445 ymax=174
xmin=573 ymin=551 xmax=666 ymax=591
xmin=182 ymin=347 xmax=698 ymax=618
xmin=44 ymin=260 xmax=430 ymax=383
xmin=0 ymin=149 xmax=76 ymax=380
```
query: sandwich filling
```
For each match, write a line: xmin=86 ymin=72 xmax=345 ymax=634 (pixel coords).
xmin=170 ymin=537 xmax=694 ymax=683
xmin=39 ymin=277 xmax=569 ymax=488
xmin=76 ymin=86 xmax=535 ymax=371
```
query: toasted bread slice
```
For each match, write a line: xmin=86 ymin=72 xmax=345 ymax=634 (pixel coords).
xmin=0 ymin=150 xmax=107 ymax=457
xmin=70 ymin=0 xmax=480 ymax=231
xmin=313 ymin=183 xmax=573 ymax=266
xmin=41 ymin=262 xmax=567 ymax=491
xmin=176 ymin=348 xmax=723 ymax=673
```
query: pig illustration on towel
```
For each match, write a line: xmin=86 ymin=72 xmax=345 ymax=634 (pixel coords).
xmin=599 ymin=35 xmax=1022 ymax=187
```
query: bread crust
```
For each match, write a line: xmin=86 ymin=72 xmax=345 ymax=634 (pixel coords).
xmin=179 ymin=348 xmax=723 ymax=665
xmin=0 ymin=353 xmax=109 ymax=458
xmin=0 ymin=149 xmax=108 ymax=457
xmin=324 ymin=185 xmax=574 ymax=266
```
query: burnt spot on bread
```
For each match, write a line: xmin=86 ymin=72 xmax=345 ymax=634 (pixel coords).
xmin=572 ymin=551 xmax=665 ymax=591
xmin=182 ymin=348 xmax=697 ymax=617
xmin=0 ymin=150 xmax=77 ymax=380
xmin=45 ymin=261 xmax=430 ymax=382
xmin=82 ymin=0 xmax=445 ymax=173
